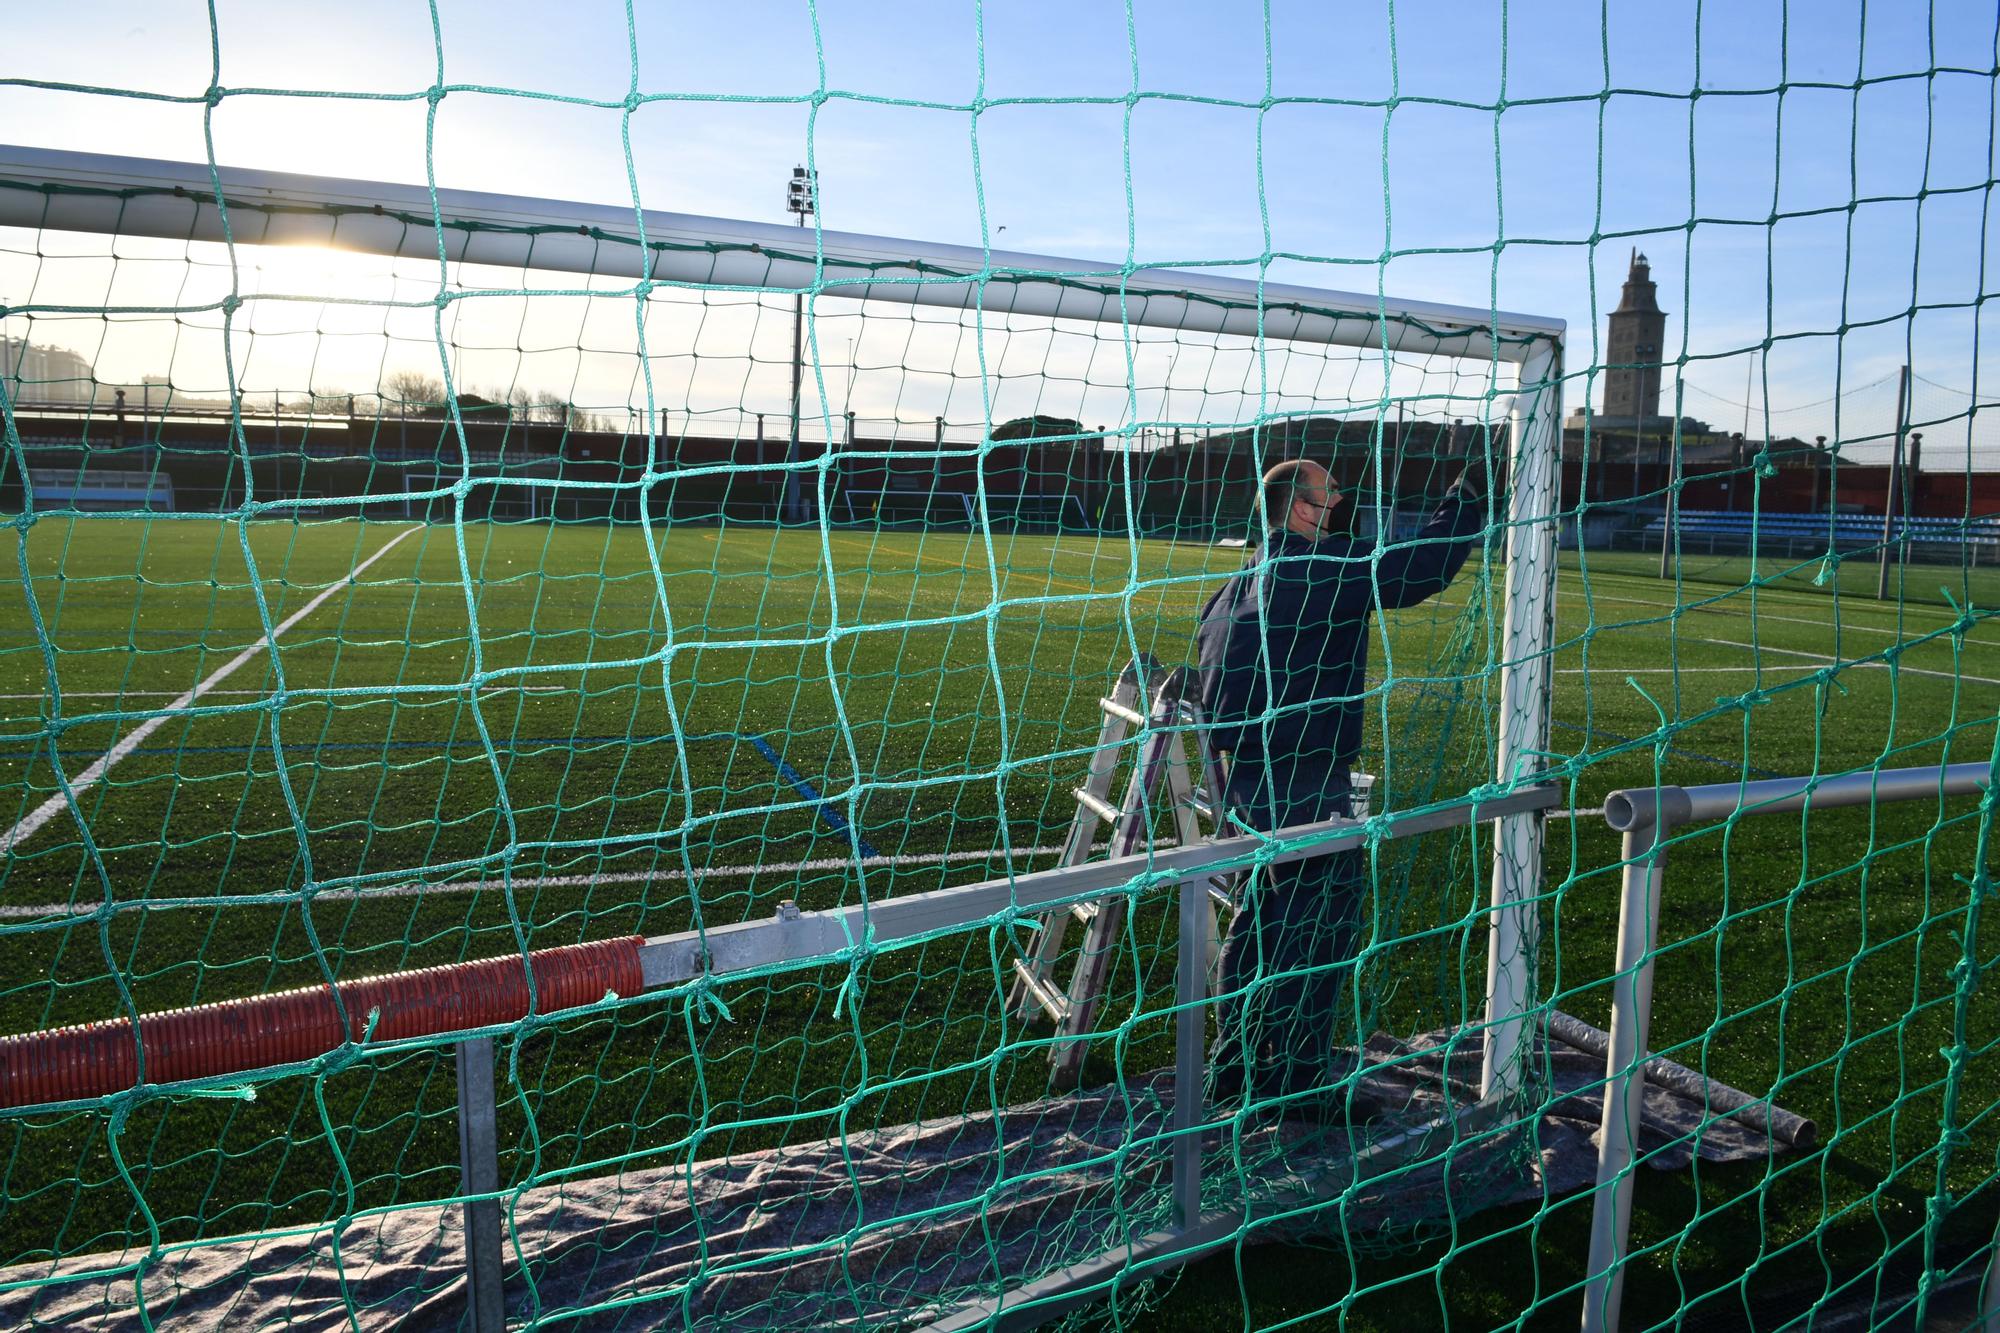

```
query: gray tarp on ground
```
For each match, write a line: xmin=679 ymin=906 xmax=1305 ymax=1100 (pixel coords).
xmin=0 ymin=1027 xmax=1794 ymax=1330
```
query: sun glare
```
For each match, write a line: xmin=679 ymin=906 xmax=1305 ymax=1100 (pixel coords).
xmin=241 ymin=241 xmax=387 ymax=297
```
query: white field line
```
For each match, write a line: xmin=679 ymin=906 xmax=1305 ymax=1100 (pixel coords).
xmin=0 ymin=684 xmax=573 ymax=703
xmin=1564 ymin=581 xmax=2000 ymax=650
xmin=0 ymin=684 xmax=572 ymax=704
xmin=0 ymin=843 xmax=1076 ymax=921
xmin=1698 ymin=636 xmax=2000 ymax=688
xmin=1575 ymin=566 xmax=2000 ymax=638
xmin=1427 ymin=576 xmax=1999 ymax=649
xmin=1553 ymin=665 xmax=1827 ymax=675
xmin=0 ymin=526 xmax=423 ymax=856
xmin=1570 ymin=565 xmax=1897 ymax=613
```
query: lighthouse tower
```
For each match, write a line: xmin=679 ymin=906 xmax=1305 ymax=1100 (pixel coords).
xmin=1604 ymin=248 xmax=1666 ymax=421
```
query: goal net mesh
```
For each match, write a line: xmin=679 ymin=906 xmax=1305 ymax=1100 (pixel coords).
xmin=2 ymin=4 xmax=1998 ymax=1331
xmin=0 ymin=159 xmax=1545 ymax=1323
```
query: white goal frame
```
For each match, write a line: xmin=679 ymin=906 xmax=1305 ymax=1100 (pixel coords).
xmin=0 ymin=145 xmax=1566 ymax=1303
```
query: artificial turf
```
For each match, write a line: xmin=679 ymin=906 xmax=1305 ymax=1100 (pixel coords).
xmin=0 ymin=515 xmax=1994 ymax=1328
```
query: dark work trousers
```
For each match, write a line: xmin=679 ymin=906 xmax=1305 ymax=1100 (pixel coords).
xmin=1208 ymin=756 xmax=1365 ymax=1102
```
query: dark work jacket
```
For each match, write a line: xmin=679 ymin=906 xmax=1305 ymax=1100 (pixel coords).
xmin=1195 ymin=485 xmax=1485 ymax=805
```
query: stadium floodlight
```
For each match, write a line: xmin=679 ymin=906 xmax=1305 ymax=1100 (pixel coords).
xmin=785 ymin=163 xmax=817 ymax=521
xmin=786 ymin=164 xmax=816 ymax=219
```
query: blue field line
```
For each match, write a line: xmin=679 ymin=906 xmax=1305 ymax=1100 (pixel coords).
xmin=1547 ymin=718 xmax=1786 ymax=780
xmin=738 ymin=734 xmax=880 ymax=859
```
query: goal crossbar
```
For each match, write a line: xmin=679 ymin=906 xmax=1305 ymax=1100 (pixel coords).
xmin=0 ymin=146 xmax=1563 ymax=361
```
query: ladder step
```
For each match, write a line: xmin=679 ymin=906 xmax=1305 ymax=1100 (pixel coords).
xmin=1098 ymin=696 xmax=1148 ymax=727
xmin=1011 ymin=959 xmax=1072 ymax=1022
xmin=1070 ymin=901 xmax=1099 ymax=923
xmin=1072 ymin=788 xmax=1122 ymax=823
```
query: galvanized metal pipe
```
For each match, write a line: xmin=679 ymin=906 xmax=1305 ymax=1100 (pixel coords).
xmin=637 ymin=784 xmax=1560 ymax=990
xmin=1581 ymin=762 xmax=1991 ymax=1333
xmin=1602 ymin=764 xmax=1990 ymax=835
xmin=1578 ymin=818 xmax=1670 ymax=1333
xmin=1172 ymin=867 xmax=1204 ymax=1228
xmin=456 ymin=1037 xmax=505 ymax=1332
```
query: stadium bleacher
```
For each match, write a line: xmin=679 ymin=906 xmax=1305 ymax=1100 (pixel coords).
xmin=1641 ymin=507 xmax=2000 ymax=561
xmin=26 ymin=467 xmax=175 ymax=512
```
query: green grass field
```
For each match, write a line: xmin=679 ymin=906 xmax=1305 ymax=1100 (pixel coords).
xmin=0 ymin=515 xmax=1995 ymax=1328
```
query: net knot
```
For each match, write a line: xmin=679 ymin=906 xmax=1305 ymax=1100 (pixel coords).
xmin=831 ymin=964 xmax=864 ymax=1021
xmin=685 ymin=976 xmax=734 ymax=1025
xmin=1223 ymin=809 xmax=1283 ymax=863
xmin=319 ymin=1006 xmax=384 ymax=1077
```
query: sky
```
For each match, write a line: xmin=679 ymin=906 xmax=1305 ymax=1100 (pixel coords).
xmin=2 ymin=0 xmax=1998 ymax=463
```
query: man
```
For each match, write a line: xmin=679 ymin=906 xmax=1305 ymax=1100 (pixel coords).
xmin=1195 ymin=451 xmax=1493 ymax=1109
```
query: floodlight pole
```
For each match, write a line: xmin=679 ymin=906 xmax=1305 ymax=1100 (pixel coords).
xmin=1658 ymin=425 xmax=1680 ymax=579
xmin=785 ymin=165 xmax=815 ymax=526
xmin=1877 ymin=364 xmax=1910 ymax=599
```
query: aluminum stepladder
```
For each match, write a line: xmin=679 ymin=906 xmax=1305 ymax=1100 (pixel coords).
xmin=1009 ymin=655 xmax=1239 ymax=1087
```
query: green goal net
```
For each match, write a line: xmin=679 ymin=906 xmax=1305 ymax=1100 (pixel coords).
xmin=2 ymin=4 xmax=1998 ymax=1331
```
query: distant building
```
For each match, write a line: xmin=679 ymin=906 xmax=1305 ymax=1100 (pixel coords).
xmin=1566 ymin=251 xmax=1715 ymax=465
xmin=1 ymin=336 xmax=97 ymax=404
xmin=1605 ymin=248 xmax=1667 ymax=420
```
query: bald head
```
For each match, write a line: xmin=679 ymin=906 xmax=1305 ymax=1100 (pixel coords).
xmin=1262 ymin=458 xmax=1343 ymax=539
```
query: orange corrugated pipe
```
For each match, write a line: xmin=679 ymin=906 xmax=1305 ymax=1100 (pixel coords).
xmin=0 ymin=936 xmax=646 ymax=1109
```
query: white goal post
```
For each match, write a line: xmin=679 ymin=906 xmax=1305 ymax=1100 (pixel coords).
xmin=0 ymin=142 xmax=1565 ymax=1104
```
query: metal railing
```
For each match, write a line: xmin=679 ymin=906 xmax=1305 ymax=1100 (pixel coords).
xmin=430 ymin=781 xmax=1559 ymax=1330
xmin=1579 ymin=762 xmax=1995 ymax=1333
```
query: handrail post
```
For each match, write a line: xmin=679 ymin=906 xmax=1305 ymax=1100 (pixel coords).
xmin=457 ymin=1037 xmax=506 ymax=1331
xmin=1173 ymin=857 xmax=1204 ymax=1228
xmin=1579 ymin=810 xmax=1676 ymax=1333
xmin=1985 ymin=1215 xmax=2000 ymax=1327
xmin=1581 ymin=765 xmax=1989 ymax=1332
